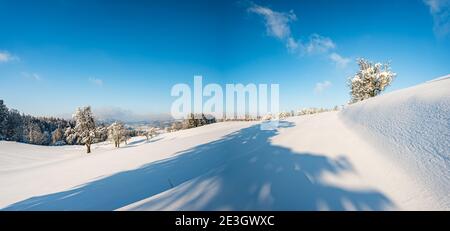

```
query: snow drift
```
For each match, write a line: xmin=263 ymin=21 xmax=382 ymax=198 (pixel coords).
xmin=0 ymin=77 xmax=448 ymax=211
xmin=341 ymin=76 xmax=450 ymax=209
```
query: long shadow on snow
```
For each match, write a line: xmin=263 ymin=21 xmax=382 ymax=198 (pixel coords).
xmin=3 ymin=121 xmax=393 ymax=210
xmin=123 ymin=137 xmax=163 ymax=148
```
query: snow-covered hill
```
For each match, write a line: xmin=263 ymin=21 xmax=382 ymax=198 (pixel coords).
xmin=0 ymin=77 xmax=449 ymax=211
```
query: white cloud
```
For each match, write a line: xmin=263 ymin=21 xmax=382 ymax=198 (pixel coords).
xmin=248 ymin=3 xmax=296 ymax=40
xmin=286 ymin=37 xmax=299 ymax=52
xmin=302 ymin=34 xmax=336 ymax=55
xmin=248 ymin=2 xmax=301 ymax=54
xmin=89 ymin=77 xmax=103 ymax=86
xmin=425 ymin=0 xmax=448 ymax=12
xmin=314 ymin=81 xmax=332 ymax=94
xmin=424 ymin=0 xmax=450 ymax=37
xmin=247 ymin=2 xmax=350 ymax=67
xmin=21 ymin=72 xmax=41 ymax=81
xmin=329 ymin=52 xmax=351 ymax=68
xmin=0 ymin=51 xmax=18 ymax=63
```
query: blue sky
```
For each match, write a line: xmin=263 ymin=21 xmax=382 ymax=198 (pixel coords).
xmin=0 ymin=0 xmax=449 ymax=120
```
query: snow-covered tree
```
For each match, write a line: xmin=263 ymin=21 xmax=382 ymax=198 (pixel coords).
xmin=6 ymin=109 xmax=23 ymax=141
xmin=348 ymin=59 xmax=396 ymax=103
xmin=142 ymin=127 xmax=157 ymax=141
xmin=0 ymin=100 xmax=8 ymax=140
xmin=172 ymin=122 xmax=181 ymax=131
xmin=51 ymin=127 xmax=65 ymax=145
xmin=278 ymin=112 xmax=291 ymax=120
xmin=165 ymin=126 xmax=173 ymax=133
xmin=94 ymin=125 xmax=108 ymax=143
xmin=27 ymin=123 xmax=44 ymax=144
xmin=122 ymin=128 xmax=130 ymax=145
xmin=73 ymin=106 xmax=96 ymax=153
xmin=185 ymin=113 xmax=198 ymax=128
xmin=262 ymin=114 xmax=273 ymax=121
xmin=64 ymin=126 xmax=77 ymax=145
xmin=107 ymin=121 xmax=126 ymax=148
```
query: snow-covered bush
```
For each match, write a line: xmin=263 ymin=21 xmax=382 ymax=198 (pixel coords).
xmin=182 ymin=113 xmax=216 ymax=129
xmin=297 ymin=107 xmax=327 ymax=115
xmin=165 ymin=126 xmax=173 ymax=133
xmin=143 ymin=127 xmax=157 ymax=141
xmin=261 ymin=114 xmax=273 ymax=121
xmin=139 ymin=127 xmax=160 ymax=141
xmin=348 ymin=59 xmax=396 ymax=103
xmin=73 ymin=106 xmax=96 ymax=153
xmin=278 ymin=112 xmax=291 ymax=120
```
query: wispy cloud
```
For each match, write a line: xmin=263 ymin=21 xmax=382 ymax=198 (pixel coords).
xmin=314 ymin=81 xmax=332 ymax=94
xmin=329 ymin=52 xmax=351 ymax=68
xmin=21 ymin=72 xmax=41 ymax=81
xmin=302 ymin=34 xmax=336 ymax=54
xmin=247 ymin=3 xmax=296 ymax=40
xmin=89 ymin=77 xmax=103 ymax=86
xmin=0 ymin=51 xmax=19 ymax=63
xmin=424 ymin=0 xmax=450 ymax=37
xmin=247 ymin=2 xmax=349 ymax=67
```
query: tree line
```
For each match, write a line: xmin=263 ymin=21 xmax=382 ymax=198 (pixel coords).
xmin=0 ymin=102 xmax=157 ymax=153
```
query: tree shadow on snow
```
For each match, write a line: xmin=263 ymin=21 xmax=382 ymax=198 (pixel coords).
xmin=123 ymin=137 xmax=163 ymax=148
xmin=3 ymin=121 xmax=393 ymax=211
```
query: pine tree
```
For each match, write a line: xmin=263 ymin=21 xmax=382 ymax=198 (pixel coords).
xmin=6 ymin=109 xmax=23 ymax=141
xmin=0 ymin=100 xmax=8 ymax=140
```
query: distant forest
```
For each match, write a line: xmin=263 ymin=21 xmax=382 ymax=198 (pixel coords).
xmin=0 ymin=100 xmax=112 ymax=146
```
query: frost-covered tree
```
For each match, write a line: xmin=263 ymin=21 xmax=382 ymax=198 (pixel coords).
xmin=107 ymin=121 xmax=126 ymax=148
xmin=64 ymin=126 xmax=78 ymax=145
xmin=261 ymin=114 xmax=273 ymax=121
xmin=51 ymin=127 xmax=65 ymax=145
xmin=185 ymin=113 xmax=198 ymax=128
xmin=165 ymin=126 xmax=173 ymax=133
xmin=0 ymin=100 xmax=78 ymax=145
xmin=149 ymin=127 xmax=157 ymax=138
xmin=122 ymin=128 xmax=130 ymax=145
xmin=169 ymin=121 xmax=182 ymax=131
xmin=348 ymin=59 xmax=396 ymax=103
xmin=6 ymin=109 xmax=24 ymax=141
xmin=143 ymin=127 xmax=157 ymax=141
xmin=278 ymin=112 xmax=291 ymax=120
xmin=73 ymin=106 xmax=96 ymax=153
xmin=27 ymin=123 xmax=44 ymax=144
xmin=94 ymin=125 xmax=108 ymax=143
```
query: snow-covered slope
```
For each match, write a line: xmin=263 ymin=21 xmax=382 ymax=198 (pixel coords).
xmin=0 ymin=77 xmax=448 ymax=211
xmin=340 ymin=76 xmax=450 ymax=209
